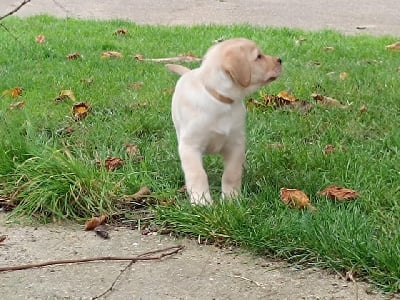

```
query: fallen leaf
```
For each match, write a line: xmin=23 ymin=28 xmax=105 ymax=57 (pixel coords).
xmin=56 ymin=126 xmax=74 ymax=136
xmin=345 ymin=270 xmax=357 ymax=282
xmin=159 ymin=198 xmax=175 ymax=206
xmin=66 ymin=52 xmax=81 ymax=60
xmin=295 ymin=37 xmax=307 ymax=45
xmin=177 ymin=185 xmax=187 ymax=193
xmin=9 ymin=101 xmax=25 ymax=109
xmin=101 ymin=51 xmax=123 ymax=58
xmin=125 ymin=144 xmax=139 ymax=158
xmin=248 ymin=91 xmax=313 ymax=113
xmin=163 ymin=87 xmax=174 ymax=95
xmin=54 ymin=90 xmax=76 ymax=102
xmin=134 ymin=53 xmax=144 ymax=60
xmin=386 ymin=41 xmax=400 ymax=51
xmin=113 ymin=28 xmax=128 ymax=35
xmin=35 ymin=34 xmax=45 ymax=43
xmin=131 ymin=186 xmax=151 ymax=200
xmin=318 ymin=185 xmax=359 ymax=201
xmin=307 ymin=60 xmax=321 ymax=66
xmin=311 ymin=93 xmax=349 ymax=109
xmin=324 ymin=144 xmax=336 ymax=155
xmin=280 ymin=188 xmax=316 ymax=211
xmin=128 ymin=82 xmax=143 ymax=89
xmin=277 ymin=90 xmax=297 ymax=102
xmin=339 ymin=72 xmax=349 ymax=80
xmin=94 ymin=225 xmax=110 ymax=239
xmin=360 ymin=104 xmax=368 ymax=113
xmin=2 ymin=87 xmax=23 ymax=98
xmin=105 ymin=157 xmax=124 ymax=171
xmin=84 ymin=214 xmax=107 ymax=231
xmin=323 ymin=46 xmax=335 ymax=51
xmin=0 ymin=235 xmax=7 ymax=244
xmin=72 ymin=102 xmax=89 ymax=120
xmin=80 ymin=77 xmax=94 ymax=85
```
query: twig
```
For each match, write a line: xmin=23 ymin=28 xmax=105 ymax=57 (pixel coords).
xmin=91 ymin=246 xmax=184 ymax=299
xmin=0 ymin=245 xmax=184 ymax=272
xmin=0 ymin=0 xmax=32 ymax=50
xmin=137 ymin=56 xmax=201 ymax=63
xmin=231 ymin=275 xmax=265 ymax=288
xmin=0 ymin=0 xmax=31 ymax=21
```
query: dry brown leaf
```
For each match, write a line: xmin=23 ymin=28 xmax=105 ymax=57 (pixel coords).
xmin=345 ymin=270 xmax=357 ymax=282
xmin=295 ymin=37 xmax=307 ymax=45
xmin=72 ymin=102 xmax=89 ymax=120
xmin=386 ymin=41 xmax=400 ymax=51
xmin=35 ymin=34 xmax=45 ymax=44
xmin=277 ymin=91 xmax=297 ymax=102
xmin=2 ymin=87 xmax=23 ymax=98
xmin=134 ymin=53 xmax=144 ymax=60
xmin=311 ymin=93 xmax=349 ymax=109
xmin=324 ymin=144 xmax=336 ymax=155
xmin=80 ymin=77 xmax=94 ymax=85
xmin=280 ymin=188 xmax=316 ymax=211
xmin=131 ymin=186 xmax=151 ymax=200
xmin=307 ymin=60 xmax=321 ymax=66
xmin=339 ymin=72 xmax=349 ymax=80
xmin=248 ymin=91 xmax=313 ymax=113
xmin=360 ymin=104 xmax=368 ymax=113
xmin=105 ymin=157 xmax=124 ymax=171
xmin=114 ymin=28 xmax=128 ymax=35
xmin=128 ymin=82 xmax=143 ymax=89
xmin=177 ymin=185 xmax=187 ymax=193
xmin=125 ymin=144 xmax=139 ymax=158
xmin=101 ymin=51 xmax=123 ymax=58
xmin=318 ymin=185 xmax=359 ymax=201
xmin=0 ymin=235 xmax=7 ymax=244
xmin=94 ymin=225 xmax=110 ymax=239
xmin=56 ymin=126 xmax=74 ymax=136
xmin=54 ymin=90 xmax=76 ymax=102
xmin=66 ymin=52 xmax=81 ymax=60
xmin=84 ymin=214 xmax=107 ymax=231
xmin=9 ymin=101 xmax=25 ymax=110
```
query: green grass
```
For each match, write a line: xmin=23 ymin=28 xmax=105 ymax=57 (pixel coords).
xmin=0 ymin=16 xmax=399 ymax=292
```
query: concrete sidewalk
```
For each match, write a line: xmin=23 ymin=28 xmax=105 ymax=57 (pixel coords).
xmin=2 ymin=0 xmax=400 ymax=36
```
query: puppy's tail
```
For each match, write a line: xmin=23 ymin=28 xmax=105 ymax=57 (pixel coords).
xmin=166 ymin=64 xmax=191 ymax=76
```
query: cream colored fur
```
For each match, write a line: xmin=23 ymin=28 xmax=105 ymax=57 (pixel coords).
xmin=168 ymin=38 xmax=282 ymax=205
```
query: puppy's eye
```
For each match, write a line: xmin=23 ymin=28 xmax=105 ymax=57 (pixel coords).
xmin=256 ymin=54 xmax=262 ymax=60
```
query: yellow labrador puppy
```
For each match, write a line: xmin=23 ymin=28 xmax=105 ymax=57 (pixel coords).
xmin=168 ymin=38 xmax=282 ymax=205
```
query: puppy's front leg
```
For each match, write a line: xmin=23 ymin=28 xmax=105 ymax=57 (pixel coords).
xmin=179 ymin=143 xmax=213 ymax=205
xmin=221 ymin=140 xmax=245 ymax=199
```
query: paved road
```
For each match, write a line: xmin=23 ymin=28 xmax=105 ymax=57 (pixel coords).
xmin=2 ymin=0 xmax=400 ymax=36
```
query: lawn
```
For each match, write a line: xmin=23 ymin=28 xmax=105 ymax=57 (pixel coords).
xmin=0 ymin=16 xmax=399 ymax=292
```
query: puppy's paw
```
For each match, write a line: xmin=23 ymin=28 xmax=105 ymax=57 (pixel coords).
xmin=189 ymin=192 xmax=213 ymax=206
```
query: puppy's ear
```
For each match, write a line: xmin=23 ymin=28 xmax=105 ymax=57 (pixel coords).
xmin=222 ymin=47 xmax=251 ymax=87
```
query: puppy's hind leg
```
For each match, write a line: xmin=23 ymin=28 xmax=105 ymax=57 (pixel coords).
xmin=221 ymin=140 xmax=245 ymax=200
xmin=178 ymin=143 xmax=213 ymax=205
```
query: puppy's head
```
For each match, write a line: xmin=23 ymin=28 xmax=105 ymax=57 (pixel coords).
xmin=205 ymin=38 xmax=282 ymax=91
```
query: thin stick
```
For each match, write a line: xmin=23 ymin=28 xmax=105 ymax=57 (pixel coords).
xmin=138 ymin=56 xmax=201 ymax=63
xmin=0 ymin=245 xmax=184 ymax=272
xmin=0 ymin=0 xmax=31 ymax=21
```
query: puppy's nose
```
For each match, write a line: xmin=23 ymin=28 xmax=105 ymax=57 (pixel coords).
xmin=277 ymin=58 xmax=282 ymax=64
